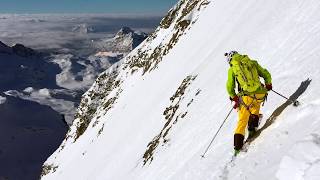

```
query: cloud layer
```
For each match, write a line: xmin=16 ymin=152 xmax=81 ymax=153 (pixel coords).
xmin=0 ymin=14 xmax=161 ymax=55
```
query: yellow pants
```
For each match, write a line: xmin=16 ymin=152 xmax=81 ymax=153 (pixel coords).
xmin=235 ymin=94 xmax=266 ymax=136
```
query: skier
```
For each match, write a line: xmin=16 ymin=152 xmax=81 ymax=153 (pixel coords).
xmin=225 ymin=51 xmax=272 ymax=155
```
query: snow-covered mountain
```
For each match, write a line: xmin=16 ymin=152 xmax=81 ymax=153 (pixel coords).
xmin=1 ymin=26 xmax=148 ymax=124
xmin=41 ymin=0 xmax=320 ymax=180
xmin=0 ymin=41 xmax=12 ymax=54
xmin=53 ymin=27 xmax=148 ymax=92
xmin=0 ymin=94 xmax=67 ymax=180
xmin=0 ymin=41 xmax=78 ymax=123
xmin=0 ymin=42 xmax=69 ymax=180
xmin=0 ymin=41 xmax=60 ymax=91
xmin=0 ymin=25 xmax=149 ymax=180
xmin=94 ymin=26 xmax=148 ymax=54
xmin=72 ymin=23 xmax=95 ymax=34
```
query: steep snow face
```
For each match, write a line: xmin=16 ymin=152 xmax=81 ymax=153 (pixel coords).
xmin=42 ymin=0 xmax=320 ymax=180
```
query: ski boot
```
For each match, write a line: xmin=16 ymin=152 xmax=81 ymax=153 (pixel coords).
xmin=248 ymin=129 xmax=256 ymax=139
xmin=247 ymin=114 xmax=263 ymax=139
xmin=234 ymin=149 xmax=241 ymax=156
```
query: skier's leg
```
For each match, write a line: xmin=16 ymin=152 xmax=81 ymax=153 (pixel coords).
xmin=248 ymin=114 xmax=259 ymax=131
xmin=234 ymin=96 xmax=251 ymax=150
xmin=234 ymin=134 xmax=244 ymax=151
xmin=248 ymin=94 xmax=265 ymax=132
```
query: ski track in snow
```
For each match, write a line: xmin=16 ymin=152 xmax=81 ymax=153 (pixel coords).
xmin=220 ymin=156 xmax=235 ymax=180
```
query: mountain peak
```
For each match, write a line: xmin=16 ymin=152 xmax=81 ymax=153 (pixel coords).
xmin=0 ymin=41 xmax=12 ymax=54
xmin=116 ymin=26 xmax=135 ymax=36
xmin=72 ymin=23 xmax=95 ymax=34
xmin=95 ymin=27 xmax=148 ymax=53
xmin=12 ymin=43 xmax=37 ymax=58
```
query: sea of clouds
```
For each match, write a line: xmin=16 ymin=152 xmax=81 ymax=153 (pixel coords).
xmin=0 ymin=13 xmax=162 ymax=55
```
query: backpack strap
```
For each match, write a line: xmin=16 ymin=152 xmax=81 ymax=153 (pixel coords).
xmin=236 ymin=79 xmax=243 ymax=94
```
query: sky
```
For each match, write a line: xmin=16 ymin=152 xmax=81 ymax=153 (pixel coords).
xmin=0 ymin=0 xmax=178 ymax=14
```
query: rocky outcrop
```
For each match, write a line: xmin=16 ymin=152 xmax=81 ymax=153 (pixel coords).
xmin=95 ymin=27 xmax=148 ymax=53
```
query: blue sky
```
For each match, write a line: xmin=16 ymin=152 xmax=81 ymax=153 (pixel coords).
xmin=0 ymin=0 xmax=178 ymax=14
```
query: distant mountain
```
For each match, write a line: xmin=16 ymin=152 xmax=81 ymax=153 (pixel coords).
xmin=0 ymin=26 xmax=148 ymax=124
xmin=54 ymin=27 xmax=147 ymax=91
xmin=0 ymin=41 xmax=68 ymax=180
xmin=0 ymin=94 xmax=67 ymax=180
xmin=0 ymin=41 xmax=60 ymax=91
xmin=12 ymin=43 xmax=38 ymax=58
xmin=95 ymin=26 xmax=148 ymax=53
xmin=0 ymin=41 xmax=11 ymax=54
xmin=0 ymin=25 xmax=149 ymax=180
xmin=0 ymin=41 xmax=39 ymax=57
xmin=72 ymin=24 xmax=95 ymax=34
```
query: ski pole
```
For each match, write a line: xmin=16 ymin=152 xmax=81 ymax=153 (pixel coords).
xmin=201 ymin=107 xmax=233 ymax=158
xmin=271 ymin=89 xmax=300 ymax=106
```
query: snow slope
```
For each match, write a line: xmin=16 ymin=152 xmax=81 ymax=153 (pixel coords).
xmin=42 ymin=0 xmax=320 ymax=179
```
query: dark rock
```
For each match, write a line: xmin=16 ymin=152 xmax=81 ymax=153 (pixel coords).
xmin=12 ymin=43 xmax=37 ymax=58
xmin=0 ymin=41 xmax=12 ymax=54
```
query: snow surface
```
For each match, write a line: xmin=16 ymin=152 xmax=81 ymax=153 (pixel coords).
xmin=42 ymin=0 xmax=320 ymax=180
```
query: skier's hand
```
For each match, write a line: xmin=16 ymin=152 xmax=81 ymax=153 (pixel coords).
xmin=266 ymin=84 xmax=272 ymax=91
xmin=232 ymin=96 xmax=240 ymax=109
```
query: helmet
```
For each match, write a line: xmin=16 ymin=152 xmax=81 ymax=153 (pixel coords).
xmin=224 ymin=51 xmax=238 ymax=63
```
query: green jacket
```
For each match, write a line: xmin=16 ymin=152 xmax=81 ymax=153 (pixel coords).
xmin=226 ymin=55 xmax=272 ymax=98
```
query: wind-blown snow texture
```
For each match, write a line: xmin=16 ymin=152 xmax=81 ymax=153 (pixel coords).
xmin=42 ymin=0 xmax=320 ymax=179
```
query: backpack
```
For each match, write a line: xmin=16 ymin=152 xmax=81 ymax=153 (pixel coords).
xmin=230 ymin=54 xmax=261 ymax=93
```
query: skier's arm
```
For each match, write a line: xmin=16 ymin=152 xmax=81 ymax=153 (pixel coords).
xmin=226 ymin=68 xmax=236 ymax=98
xmin=255 ymin=62 xmax=272 ymax=84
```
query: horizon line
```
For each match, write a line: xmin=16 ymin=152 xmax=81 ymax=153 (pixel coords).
xmin=0 ymin=12 xmax=167 ymax=17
